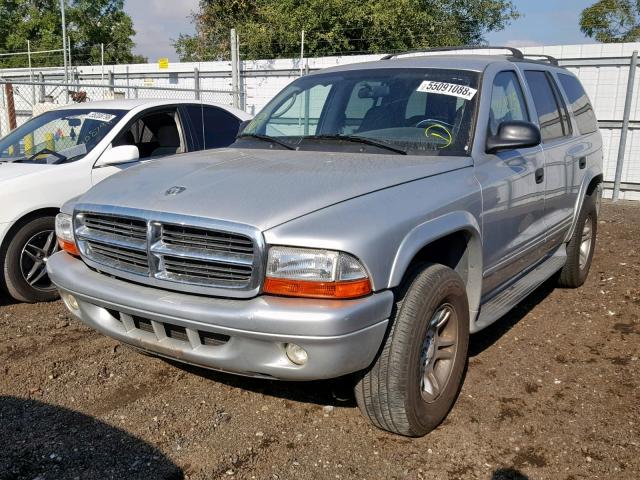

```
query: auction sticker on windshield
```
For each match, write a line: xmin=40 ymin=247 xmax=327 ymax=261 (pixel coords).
xmin=416 ymin=81 xmax=477 ymax=101
xmin=86 ymin=112 xmax=117 ymax=122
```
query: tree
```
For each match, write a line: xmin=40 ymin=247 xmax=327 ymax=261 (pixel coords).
xmin=174 ymin=0 xmax=520 ymax=61
xmin=0 ymin=0 xmax=147 ymax=69
xmin=580 ymin=0 xmax=640 ymax=42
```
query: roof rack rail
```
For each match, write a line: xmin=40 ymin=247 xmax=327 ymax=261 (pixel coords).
xmin=381 ymin=46 xmax=524 ymax=60
xmin=521 ymin=54 xmax=559 ymax=66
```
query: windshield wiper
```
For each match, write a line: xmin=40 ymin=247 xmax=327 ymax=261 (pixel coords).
xmin=237 ymin=133 xmax=296 ymax=151
xmin=303 ymin=135 xmax=407 ymax=155
xmin=12 ymin=148 xmax=68 ymax=164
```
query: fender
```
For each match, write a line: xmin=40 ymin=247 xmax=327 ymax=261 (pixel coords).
xmin=388 ymin=210 xmax=483 ymax=323
xmin=565 ymin=166 xmax=603 ymax=242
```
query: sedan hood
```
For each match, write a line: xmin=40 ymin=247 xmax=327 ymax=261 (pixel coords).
xmin=78 ymin=148 xmax=471 ymax=230
xmin=0 ymin=162 xmax=55 ymax=183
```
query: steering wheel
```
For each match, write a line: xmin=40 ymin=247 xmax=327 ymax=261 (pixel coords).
xmin=26 ymin=148 xmax=67 ymax=164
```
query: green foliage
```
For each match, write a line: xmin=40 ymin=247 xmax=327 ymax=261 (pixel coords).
xmin=0 ymin=0 xmax=147 ymax=69
xmin=580 ymin=0 xmax=640 ymax=42
xmin=174 ymin=0 xmax=520 ymax=61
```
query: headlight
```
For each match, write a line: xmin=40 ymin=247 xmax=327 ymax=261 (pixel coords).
xmin=55 ymin=213 xmax=79 ymax=256
xmin=264 ymin=246 xmax=372 ymax=299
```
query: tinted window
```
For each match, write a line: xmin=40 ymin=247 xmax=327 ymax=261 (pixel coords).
xmin=489 ymin=71 xmax=529 ymax=136
xmin=558 ymin=73 xmax=598 ymax=135
xmin=524 ymin=71 xmax=568 ymax=142
xmin=186 ymin=106 xmax=241 ymax=149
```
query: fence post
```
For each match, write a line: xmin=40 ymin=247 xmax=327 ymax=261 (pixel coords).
xmin=231 ymin=28 xmax=240 ymax=108
xmin=4 ymin=83 xmax=17 ymax=130
xmin=108 ymin=70 xmax=114 ymax=95
xmin=613 ymin=50 xmax=638 ymax=201
xmin=194 ymin=67 xmax=200 ymax=100
xmin=126 ymin=65 xmax=130 ymax=99
xmin=38 ymin=72 xmax=45 ymax=103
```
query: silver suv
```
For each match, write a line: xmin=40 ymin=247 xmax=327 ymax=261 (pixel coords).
xmin=48 ymin=47 xmax=603 ymax=437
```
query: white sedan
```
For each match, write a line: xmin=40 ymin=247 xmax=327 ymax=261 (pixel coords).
xmin=0 ymin=99 xmax=251 ymax=302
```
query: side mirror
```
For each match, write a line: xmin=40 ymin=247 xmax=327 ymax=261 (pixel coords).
xmin=486 ymin=121 xmax=541 ymax=154
xmin=237 ymin=119 xmax=251 ymax=137
xmin=96 ymin=145 xmax=139 ymax=167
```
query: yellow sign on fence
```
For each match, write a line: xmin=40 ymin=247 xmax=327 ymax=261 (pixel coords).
xmin=158 ymin=58 xmax=169 ymax=69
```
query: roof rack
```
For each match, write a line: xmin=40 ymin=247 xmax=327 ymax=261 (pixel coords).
xmin=521 ymin=54 xmax=559 ymax=66
xmin=381 ymin=46 xmax=524 ymax=60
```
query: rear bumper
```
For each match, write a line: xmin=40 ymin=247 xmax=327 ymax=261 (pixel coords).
xmin=48 ymin=252 xmax=393 ymax=380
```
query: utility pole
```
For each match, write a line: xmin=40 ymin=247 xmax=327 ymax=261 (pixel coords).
xmin=101 ymin=43 xmax=104 ymax=81
xmin=60 ymin=0 xmax=68 ymax=83
xmin=230 ymin=28 xmax=240 ymax=109
xmin=300 ymin=30 xmax=305 ymax=77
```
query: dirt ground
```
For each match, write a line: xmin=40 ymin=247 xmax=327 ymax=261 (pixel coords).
xmin=0 ymin=201 xmax=638 ymax=480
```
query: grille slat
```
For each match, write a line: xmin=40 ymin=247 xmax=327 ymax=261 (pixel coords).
xmin=76 ymin=210 xmax=258 ymax=292
xmin=82 ymin=214 xmax=147 ymax=241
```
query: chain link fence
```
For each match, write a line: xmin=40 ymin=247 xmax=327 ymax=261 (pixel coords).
xmin=0 ymin=79 xmax=237 ymax=135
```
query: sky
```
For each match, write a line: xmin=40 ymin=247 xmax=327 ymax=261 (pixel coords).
xmin=124 ymin=0 xmax=595 ymax=63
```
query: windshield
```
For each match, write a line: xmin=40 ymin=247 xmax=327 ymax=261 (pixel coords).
xmin=0 ymin=108 xmax=126 ymax=164
xmin=241 ymin=68 xmax=480 ymax=156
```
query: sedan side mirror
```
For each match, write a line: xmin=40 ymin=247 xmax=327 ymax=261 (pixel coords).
xmin=96 ymin=145 xmax=140 ymax=167
xmin=486 ymin=121 xmax=541 ymax=154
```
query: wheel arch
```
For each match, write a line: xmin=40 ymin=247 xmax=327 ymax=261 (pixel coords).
xmin=0 ymin=207 xmax=61 ymax=258
xmin=565 ymin=169 xmax=603 ymax=241
xmin=387 ymin=211 xmax=483 ymax=324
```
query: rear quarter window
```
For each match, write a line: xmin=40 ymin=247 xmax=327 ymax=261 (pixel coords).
xmin=186 ymin=105 xmax=241 ymax=149
xmin=557 ymin=74 xmax=599 ymax=135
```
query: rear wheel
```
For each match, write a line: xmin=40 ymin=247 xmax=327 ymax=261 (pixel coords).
xmin=558 ymin=191 xmax=598 ymax=288
xmin=3 ymin=216 xmax=60 ymax=303
xmin=355 ymin=263 xmax=469 ymax=437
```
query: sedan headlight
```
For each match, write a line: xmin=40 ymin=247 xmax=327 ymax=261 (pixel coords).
xmin=55 ymin=213 xmax=79 ymax=256
xmin=264 ymin=246 xmax=372 ymax=299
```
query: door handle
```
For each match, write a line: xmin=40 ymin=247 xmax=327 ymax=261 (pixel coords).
xmin=535 ymin=167 xmax=544 ymax=184
xmin=579 ymin=157 xmax=586 ymax=169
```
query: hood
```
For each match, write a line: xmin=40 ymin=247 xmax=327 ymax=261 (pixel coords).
xmin=0 ymin=162 xmax=56 ymax=183
xmin=77 ymin=148 xmax=472 ymax=230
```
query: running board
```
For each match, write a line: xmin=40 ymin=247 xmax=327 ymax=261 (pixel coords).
xmin=474 ymin=246 xmax=567 ymax=332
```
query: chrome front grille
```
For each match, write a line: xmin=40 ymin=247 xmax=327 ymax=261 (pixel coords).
xmin=74 ymin=206 xmax=263 ymax=297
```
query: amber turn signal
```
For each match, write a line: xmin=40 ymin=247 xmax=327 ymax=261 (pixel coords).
xmin=58 ymin=238 xmax=80 ymax=256
xmin=264 ymin=277 xmax=372 ymax=299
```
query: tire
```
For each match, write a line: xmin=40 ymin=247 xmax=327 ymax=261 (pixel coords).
xmin=354 ymin=263 xmax=469 ymax=437
xmin=557 ymin=191 xmax=598 ymax=288
xmin=2 ymin=216 xmax=60 ymax=303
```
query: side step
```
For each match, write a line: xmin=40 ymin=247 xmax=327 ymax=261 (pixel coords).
xmin=474 ymin=246 xmax=567 ymax=332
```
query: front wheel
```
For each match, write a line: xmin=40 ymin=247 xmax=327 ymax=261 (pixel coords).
xmin=2 ymin=216 xmax=60 ymax=303
xmin=355 ymin=263 xmax=469 ymax=437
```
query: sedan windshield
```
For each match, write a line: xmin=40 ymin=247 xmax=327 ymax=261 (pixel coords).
xmin=0 ymin=108 xmax=126 ymax=163
xmin=241 ymin=68 xmax=480 ymax=156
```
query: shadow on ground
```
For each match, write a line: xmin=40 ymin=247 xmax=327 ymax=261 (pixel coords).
xmin=0 ymin=396 xmax=182 ymax=480
xmin=469 ymin=277 xmax=557 ymax=357
xmin=164 ymin=277 xmax=559 ymax=409
xmin=492 ymin=468 xmax=530 ymax=479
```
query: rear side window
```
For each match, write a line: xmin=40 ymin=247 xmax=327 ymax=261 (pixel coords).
xmin=558 ymin=74 xmax=598 ymax=135
xmin=489 ymin=71 xmax=529 ymax=136
xmin=186 ymin=105 xmax=241 ymax=149
xmin=524 ymin=71 xmax=570 ymax=142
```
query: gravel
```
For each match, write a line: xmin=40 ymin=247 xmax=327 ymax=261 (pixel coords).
xmin=0 ymin=201 xmax=638 ymax=479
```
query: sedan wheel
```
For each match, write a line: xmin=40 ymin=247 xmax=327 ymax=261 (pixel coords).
xmin=3 ymin=216 xmax=61 ymax=303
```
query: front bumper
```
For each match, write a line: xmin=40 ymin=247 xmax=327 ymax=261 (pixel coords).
xmin=48 ymin=252 xmax=393 ymax=380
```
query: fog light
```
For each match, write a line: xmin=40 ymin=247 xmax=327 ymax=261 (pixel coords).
xmin=61 ymin=291 xmax=79 ymax=311
xmin=285 ymin=343 xmax=308 ymax=365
